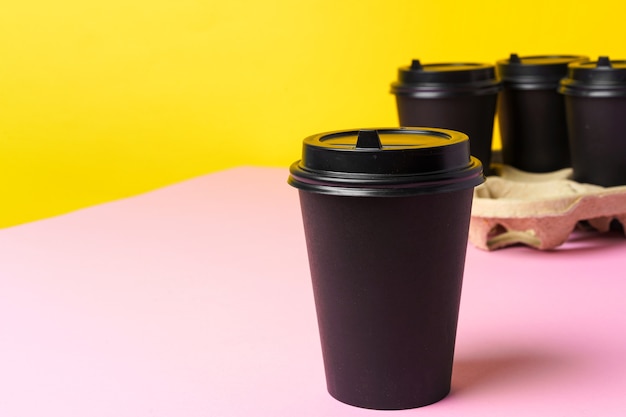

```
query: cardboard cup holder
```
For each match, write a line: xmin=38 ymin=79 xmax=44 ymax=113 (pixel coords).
xmin=469 ymin=164 xmax=626 ymax=250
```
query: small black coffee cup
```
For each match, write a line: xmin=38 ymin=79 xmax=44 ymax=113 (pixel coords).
xmin=391 ymin=60 xmax=501 ymax=175
xmin=559 ymin=57 xmax=626 ymax=187
xmin=497 ymin=54 xmax=588 ymax=172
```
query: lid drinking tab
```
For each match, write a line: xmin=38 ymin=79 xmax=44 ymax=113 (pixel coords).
xmin=410 ymin=59 xmax=423 ymax=70
xmin=597 ymin=56 xmax=612 ymax=68
xmin=356 ymin=130 xmax=383 ymax=149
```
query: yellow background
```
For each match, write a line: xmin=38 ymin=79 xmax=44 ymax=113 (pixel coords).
xmin=2 ymin=0 xmax=625 ymax=228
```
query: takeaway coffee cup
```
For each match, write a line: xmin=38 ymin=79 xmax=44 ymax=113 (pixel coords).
xmin=497 ymin=54 xmax=589 ymax=172
xmin=559 ymin=57 xmax=626 ymax=187
xmin=391 ymin=60 xmax=501 ymax=175
xmin=288 ymin=127 xmax=484 ymax=410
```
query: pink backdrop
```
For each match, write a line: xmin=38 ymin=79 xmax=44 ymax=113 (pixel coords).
xmin=1 ymin=167 xmax=625 ymax=416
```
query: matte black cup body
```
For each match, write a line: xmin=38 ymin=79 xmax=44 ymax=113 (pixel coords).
xmin=298 ymin=188 xmax=472 ymax=409
xmin=288 ymin=128 xmax=484 ymax=409
xmin=391 ymin=60 xmax=501 ymax=175
xmin=497 ymin=54 xmax=588 ymax=172
xmin=559 ymin=57 xmax=626 ymax=187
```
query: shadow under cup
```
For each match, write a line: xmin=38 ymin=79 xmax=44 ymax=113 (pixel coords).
xmin=288 ymin=128 xmax=484 ymax=410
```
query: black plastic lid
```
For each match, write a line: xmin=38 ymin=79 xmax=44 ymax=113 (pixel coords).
xmin=559 ymin=57 xmax=626 ymax=97
xmin=497 ymin=53 xmax=589 ymax=89
xmin=288 ymin=128 xmax=484 ymax=197
xmin=390 ymin=59 xmax=501 ymax=98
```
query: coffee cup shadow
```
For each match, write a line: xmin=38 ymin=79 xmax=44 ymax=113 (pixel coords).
xmin=450 ymin=350 xmax=574 ymax=396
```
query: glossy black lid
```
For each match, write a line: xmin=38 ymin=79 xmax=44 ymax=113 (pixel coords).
xmin=390 ymin=59 xmax=501 ymax=98
xmin=497 ymin=53 xmax=589 ymax=89
xmin=288 ymin=128 xmax=484 ymax=197
xmin=559 ymin=57 xmax=626 ymax=97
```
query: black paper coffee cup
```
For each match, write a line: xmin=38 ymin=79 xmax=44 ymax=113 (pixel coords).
xmin=559 ymin=57 xmax=626 ymax=187
xmin=288 ymin=128 xmax=484 ymax=409
xmin=497 ymin=54 xmax=588 ymax=172
xmin=391 ymin=60 xmax=501 ymax=175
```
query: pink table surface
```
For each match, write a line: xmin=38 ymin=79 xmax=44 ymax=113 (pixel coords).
xmin=1 ymin=166 xmax=626 ymax=416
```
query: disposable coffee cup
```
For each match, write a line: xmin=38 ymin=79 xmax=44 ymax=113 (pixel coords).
xmin=497 ymin=53 xmax=589 ymax=172
xmin=391 ymin=60 xmax=501 ymax=175
xmin=288 ymin=128 xmax=484 ymax=410
xmin=559 ymin=57 xmax=626 ymax=187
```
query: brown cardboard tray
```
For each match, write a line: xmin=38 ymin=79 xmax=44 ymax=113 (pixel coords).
xmin=469 ymin=165 xmax=626 ymax=250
